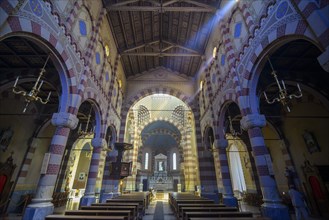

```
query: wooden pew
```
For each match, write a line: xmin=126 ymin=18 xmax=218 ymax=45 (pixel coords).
xmin=106 ymin=199 xmax=145 ymax=211
xmin=46 ymin=215 xmax=125 ymax=220
xmin=180 ymin=206 xmax=237 ymax=219
xmin=183 ymin=211 xmax=253 ymax=220
xmin=173 ymin=199 xmax=214 ymax=214
xmin=176 ymin=203 xmax=226 ymax=218
xmin=190 ymin=218 xmax=271 ymax=220
xmin=81 ymin=205 xmax=137 ymax=220
xmin=65 ymin=210 xmax=130 ymax=220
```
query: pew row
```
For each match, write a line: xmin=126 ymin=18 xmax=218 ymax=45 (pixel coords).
xmin=45 ymin=215 xmax=126 ymax=220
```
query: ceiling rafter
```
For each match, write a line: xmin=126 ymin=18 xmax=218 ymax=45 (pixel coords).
xmin=140 ymin=10 xmax=148 ymax=69
xmin=118 ymin=11 xmax=134 ymax=74
xmin=107 ymin=6 xmax=215 ymax=13
xmin=121 ymin=40 xmax=201 ymax=57
xmin=121 ymin=52 xmax=201 ymax=57
xmin=129 ymin=11 xmax=142 ymax=73
xmin=181 ymin=12 xmax=194 ymax=74
xmin=107 ymin=1 xmax=217 ymax=13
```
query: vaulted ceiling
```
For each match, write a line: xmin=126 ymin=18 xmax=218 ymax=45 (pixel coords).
xmin=103 ymin=0 xmax=222 ymax=79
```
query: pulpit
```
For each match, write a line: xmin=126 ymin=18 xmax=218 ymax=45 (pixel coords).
xmin=109 ymin=142 xmax=133 ymax=179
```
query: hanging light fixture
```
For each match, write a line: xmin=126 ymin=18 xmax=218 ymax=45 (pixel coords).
xmin=263 ymin=57 xmax=302 ymax=112
xmin=12 ymin=54 xmax=52 ymax=113
xmin=78 ymin=107 xmax=95 ymax=136
xmin=228 ymin=115 xmax=242 ymax=137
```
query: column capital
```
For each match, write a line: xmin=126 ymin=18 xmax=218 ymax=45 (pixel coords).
xmin=214 ymin=139 xmax=228 ymax=149
xmin=240 ymin=114 xmax=266 ymax=130
xmin=51 ymin=112 xmax=79 ymax=129
xmin=91 ymin=138 xmax=107 ymax=148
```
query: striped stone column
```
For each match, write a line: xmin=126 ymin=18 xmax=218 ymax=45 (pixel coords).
xmin=80 ymin=138 xmax=107 ymax=206
xmin=214 ymin=139 xmax=237 ymax=207
xmin=99 ymin=152 xmax=115 ymax=203
xmin=241 ymin=114 xmax=290 ymax=220
xmin=23 ymin=112 xmax=78 ymax=220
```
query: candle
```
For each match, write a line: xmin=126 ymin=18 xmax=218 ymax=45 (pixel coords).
xmin=282 ymin=80 xmax=286 ymax=90
xmin=14 ymin=76 xmax=19 ymax=87
xmin=46 ymin=91 xmax=51 ymax=101
xmin=37 ymin=80 xmax=44 ymax=91
xmin=263 ymin=91 xmax=268 ymax=100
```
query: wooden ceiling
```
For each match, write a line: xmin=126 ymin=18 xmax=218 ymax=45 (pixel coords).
xmin=103 ymin=0 xmax=221 ymax=78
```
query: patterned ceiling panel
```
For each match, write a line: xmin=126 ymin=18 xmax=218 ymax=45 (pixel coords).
xmin=103 ymin=0 xmax=221 ymax=78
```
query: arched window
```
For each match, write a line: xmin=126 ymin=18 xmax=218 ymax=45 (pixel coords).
xmin=173 ymin=153 xmax=177 ymax=170
xmin=145 ymin=152 xmax=149 ymax=170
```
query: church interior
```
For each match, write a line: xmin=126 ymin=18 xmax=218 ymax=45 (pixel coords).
xmin=0 ymin=0 xmax=329 ymax=220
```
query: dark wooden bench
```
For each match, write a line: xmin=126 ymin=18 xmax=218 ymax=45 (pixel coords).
xmin=65 ymin=210 xmax=130 ymax=220
xmin=173 ymin=199 xmax=214 ymax=214
xmin=183 ymin=211 xmax=253 ymax=220
xmin=81 ymin=205 xmax=137 ymax=220
xmin=190 ymin=218 xmax=271 ymax=220
xmin=106 ymin=199 xmax=145 ymax=209
xmin=46 ymin=215 xmax=125 ymax=220
xmin=176 ymin=203 xmax=226 ymax=218
xmin=180 ymin=206 xmax=238 ymax=219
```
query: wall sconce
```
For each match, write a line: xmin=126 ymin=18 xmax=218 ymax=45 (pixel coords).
xmin=263 ymin=57 xmax=302 ymax=112
xmin=12 ymin=55 xmax=52 ymax=113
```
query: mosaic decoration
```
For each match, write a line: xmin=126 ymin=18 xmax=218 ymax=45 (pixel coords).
xmin=234 ymin=22 xmax=242 ymax=38
xmin=105 ymin=72 xmax=109 ymax=82
xmin=212 ymin=72 xmax=216 ymax=84
xmin=29 ymin=0 xmax=43 ymax=17
xmin=79 ymin=20 xmax=87 ymax=36
xmin=276 ymin=1 xmax=288 ymax=19
xmin=221 ymin=54 xmax=226 ymax=66
xmin=96 ymin=52 xmax=100 ymax=64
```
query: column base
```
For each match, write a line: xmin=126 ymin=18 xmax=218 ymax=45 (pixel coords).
xmin=80 ymin=195 xmax=96 ymax=207
xmin=261 ymin=204 xmax=290 ymax=220
xmin=23 ymin=203 xmax=54 ymax=220
xmin=223 ymin=196 xmax=238 ymax=207
xmin=99 ymin=192 xmax=113 ymax=203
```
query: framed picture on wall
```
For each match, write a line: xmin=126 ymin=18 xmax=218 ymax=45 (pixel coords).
xmin=78 ymin=172 xmax=85 ymax=181
xmin=302 ymin=130 xmax=320 ymax=154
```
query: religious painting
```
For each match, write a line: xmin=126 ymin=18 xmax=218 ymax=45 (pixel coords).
xmin=302 ymin=130 xmax=320 ymax=154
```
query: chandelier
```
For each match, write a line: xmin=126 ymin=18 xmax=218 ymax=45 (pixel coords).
xmin=228 ymin=115 xmax=242 ymax=137
xmin=12 ymin=55 xmax=52 ymax=113
xmin=78 ymin=107 xmax=95 ymax=136
xmin=263 ymin=58 xmax=302 ymax=112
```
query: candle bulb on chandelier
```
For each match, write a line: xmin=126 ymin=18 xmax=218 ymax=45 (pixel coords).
xmin=14 ymin=76 xmax=19 ymax=87
xmin=282 ymin=80 xmax=286 ymax=90
xmin=263 ymin=91 xmax=268 ymax=100
xmin=37 ymin=80 xmax=44 ymax=91
xmin=46 ymin=92 xmax=51 ymax=101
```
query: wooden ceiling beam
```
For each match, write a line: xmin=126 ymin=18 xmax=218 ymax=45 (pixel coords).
xmin=122 ymin=40 xmax=160 ymax=53
xmin=107 ymin=6 xmax=216 ymax=13
xmin=162 ymin=40 xmax=199 ymax=54
xmin=121 ymin=52 xmax=201 ymax=57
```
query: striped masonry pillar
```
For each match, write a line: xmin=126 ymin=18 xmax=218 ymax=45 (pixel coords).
xmin=80 ymin=138 xmax=107 ymax=206
xmin=23 ymin=112 xmax=78 ymax=220
xmin=99 ymin=152 xmax=116 ymax=202
xmin=241 ymin=114 xmax=290 ymax=220
xmin=214 ymin=138 xmax=237 ymax=207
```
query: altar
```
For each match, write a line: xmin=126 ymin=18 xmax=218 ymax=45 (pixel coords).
xmin=149 ymin=153 xmax=173 ymax=191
